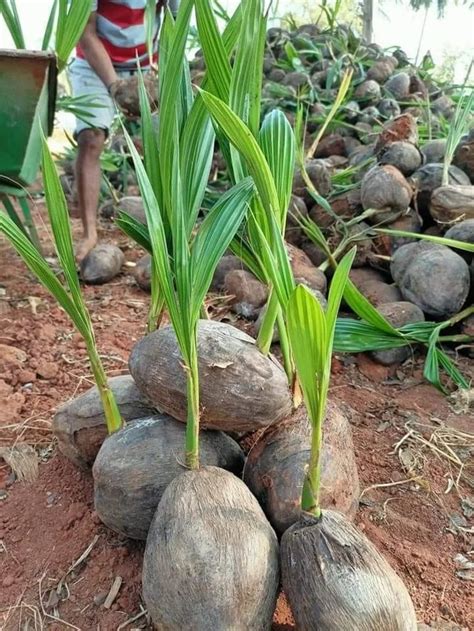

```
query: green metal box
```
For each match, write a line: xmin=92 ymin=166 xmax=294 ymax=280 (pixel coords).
xmin=0 ymin=49 xmax=57 ymax=188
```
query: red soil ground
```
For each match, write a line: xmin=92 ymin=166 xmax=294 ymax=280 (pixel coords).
xmin=1 ymin=209 xmax=472 ymax=630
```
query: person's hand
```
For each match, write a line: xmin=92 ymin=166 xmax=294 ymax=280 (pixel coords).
xmin=108 ymin=73 xmax=158 ymax=118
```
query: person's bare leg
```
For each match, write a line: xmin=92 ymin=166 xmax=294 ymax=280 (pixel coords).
xmin=75 ymin=128 xmax=105 ymax=261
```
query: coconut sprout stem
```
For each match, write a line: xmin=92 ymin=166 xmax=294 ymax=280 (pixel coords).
xmin=257 ymin=290 xmax=279 ymax=355
xmin=277 ymin=309 xmax=294 ymax=386
xmin=87 ymin=342 xmax=123 ymax=434
xmin=185 ymin=334 xmax=200 ymax=470
xmin=301 ymin=402 xmax=324 ymax=517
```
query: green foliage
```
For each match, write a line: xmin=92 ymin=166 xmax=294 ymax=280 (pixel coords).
xmin=0 ymin=0 xmax=25 ymax=48
xmin=408 ymin=0 xmax=473 ymax=17
xmin=0 ymin=139 xmax=122 ymax=434
xmin=55 ymin=0 xmax=91 ymax=70
xmin=120 ymin=0 xmax=254 ymax=468
xmin=287 ymin=249 xmax=355 ymax=516
xmin=1 ymin=0 xmax=91 ymax=71
xmin=442 ymin=85 xmax=474 ymax=185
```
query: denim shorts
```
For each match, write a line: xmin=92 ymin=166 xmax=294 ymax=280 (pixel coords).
xmin=69 ymin=59 xmax=138 ymax=137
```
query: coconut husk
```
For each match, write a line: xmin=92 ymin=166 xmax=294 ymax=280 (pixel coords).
xmin=429 ymin=185 xmax=474 ymax=225
xmin=410 ymin=164 xmax=470 ymax=214
xmin=360 ymin=165 xmax=412 ymax=222
xmin=243 ymin=401 xmax=359 ymax=536
xmin=132 ymin=254 xmax=152 ymax=292
xmin=112 ymin=74 xmax=158 ymax=117
xmin=453 ymin=130 xmax=474 ymax=181
xmin=281 ymin=510 xmax=417 ymax=631
xmin=391 ymin=242 xmax=471 ymax=318
xmin=354 ymin=80 xmax=381 ymax=104
xmin=374 ymin=114 xmax=418 ymax=153
xmin=371 ymin=301 xmax=425 ymax=365
xmin=378 ymin=141 xmax=422 ymax=176
xmin=384 ymin=72 xmax=410 ymax=100
xmin=143 ymin=466 xmax=279 ymax=630
xmin=129 ymin=320 xmax=292 ymax=432
xmin=53 ymin=375 xmax=156 ymax=469
xmin=93 ymin=416 xmax=244 ymax=539
xmin=377 ymin=98 xmax=401 ymax=119
xmin=80 ymin=244 xmax=125 ymax=285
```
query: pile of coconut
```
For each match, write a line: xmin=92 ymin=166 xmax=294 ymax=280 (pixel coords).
xmin=82 ymin=23 xmax=473 ymax=349
xmin=54 ymin=310 xmax=418 ymax=629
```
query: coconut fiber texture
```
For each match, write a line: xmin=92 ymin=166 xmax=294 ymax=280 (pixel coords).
xmin=129 ymin=320 xmax=292 ymax=432
xmin=143 ymin=466 xmax=280 ymax=630
xmin=53 ymin=375 xmax=155 ymax=469
xmin=281 ymin=509 xmax=417 ymax=631
xmin=93 ymin=416 xmax=244 ymax=539
xmin=244 ymin=401 xmax=359 ymax=536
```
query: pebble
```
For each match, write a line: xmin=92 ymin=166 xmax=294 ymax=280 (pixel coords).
xmin=2 ymin=575 xmax=15 ymax=588
xmin=17 ymin=369 xmax=36 ymax=385
xmin=93 ymin=591 xmax=108 ymax=607
xmin=36 ymin=362 xmax=58 ymax=380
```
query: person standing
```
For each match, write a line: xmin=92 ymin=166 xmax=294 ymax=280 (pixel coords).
xmin=70 ymin=0 xmax=178 ymax=261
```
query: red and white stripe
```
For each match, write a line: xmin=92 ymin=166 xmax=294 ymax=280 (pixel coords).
xmin=77 ymin=0 xmax=162 ymax=68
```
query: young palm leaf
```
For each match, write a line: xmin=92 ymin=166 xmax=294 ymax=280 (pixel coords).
xmin=287 ymin=248 xmax=356 ymax=516
xmin=55 ymin=0 xmax=91 ymax=71
xmin=0 ymin=0 xmax=25 ymax=48
xmin=374 ymin=229 xmax=474 ymax=253
xmin=121 ymin=0 xmax=254 ymax=469
xmin=0 ymin=139 xmax=122 ymax=434
xmin=442 ymin=87 xmax=474 ymax=186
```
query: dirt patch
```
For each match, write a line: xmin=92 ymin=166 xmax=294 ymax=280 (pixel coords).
xmin=1 ymin=206 xmax=473 ymax=630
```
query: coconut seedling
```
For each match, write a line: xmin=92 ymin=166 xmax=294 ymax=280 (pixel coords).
xmin=281 ymin=250 xmax=418 ymax=630
xmin=95 ymin=3 xmax=280 ymax=626
xmin=196 ymin=0 xmax=298 ymax=379
xmin=0 ymin=140 xmax=123 ymax=435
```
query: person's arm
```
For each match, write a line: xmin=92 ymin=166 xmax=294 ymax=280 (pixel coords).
xmin=78 ymin=12 xmax=118 ymax=91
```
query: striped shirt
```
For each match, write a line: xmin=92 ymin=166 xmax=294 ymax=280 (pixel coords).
xmin=76 ymin=0 xmax=177 ymax=69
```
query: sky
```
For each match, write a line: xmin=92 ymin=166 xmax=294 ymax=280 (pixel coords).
xmin=1 ymin=0 xmax=472 ymax=76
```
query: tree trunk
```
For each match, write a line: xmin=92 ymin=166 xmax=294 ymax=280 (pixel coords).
xmin=362 ymin=0 xmax=375 ymax=42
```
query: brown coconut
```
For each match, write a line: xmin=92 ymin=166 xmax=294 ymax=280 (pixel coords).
xmin=361 ymin=165 xmax=412 ymax=223
xmin=224 ymin=269 xmax=269 ymax=320
xmin=367 ymin=58 xmax=397 ymax=84
xmin=429 ymin=185 xmax=474 ymax=224
xmin=354 ymin=80 xmax=381 ymax=104
xmin=93 ymin=415 xmax=244 ymax=539
xmin=378 ymin=141 xmax=422 ymax=176
xmin=210 ymin=254 xmax=246 ymax=292
xmin=132 ymin=253 xmax=152 ymax=291
xmin=129 ymin=320 xmax=292 ymax=432
xmin=286 ymin=243 xmax=327 ymax=294
xmin=80 ymin=243 xmax=125 ymax=284
xmin=383 ymin=209 xmax=423 ymax=253
xmin=453 ymin=130 xmax=474 ymax=181
xmin=243 ymin=402 xmax=359 ymax=537
xmin=293 ymin=159 xmax=332 ymax=199
xmin=409 ymin=163 xmax=470 ymax=213
xmin=53 ymin=375 xmax=156 ymax=469
xmin=421 ymin=139 xmax=446 ymax=164
xmin=374 ymin=114 xmax=418 ymax=153
xmin=371 ymin=301 xmax=425 ymax=365
xmin=391 ymin=242 xmax=470 ymax=317
xmin=384 ymin=72 xmax=410 ymax=100
xmin=445 ymin=219 xmax=474 ymax=262
xmin=281 ymin=510 xmax=417 ymax=631
xmin=112 ymin=73 xmax=158 ymax=117
xmin=357 ymin=280 xmax=402 ymax=306
xmin=143 ymin=466 xmax=279 ymax=630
